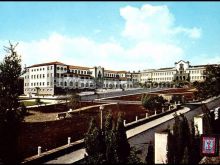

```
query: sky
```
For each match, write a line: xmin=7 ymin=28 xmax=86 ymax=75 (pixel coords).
xmin=0 ymin=2 xmax=220 ymax=71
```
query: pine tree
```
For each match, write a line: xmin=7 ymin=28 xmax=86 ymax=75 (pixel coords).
xmin=0 ymin=42 xmax=24 ymax=163
xmin=104 ymin=111 xmax=117 ymax=163
xmin=172 ymin=112 xmax=181 ymax=163
xmin=181 ymin=147 xmax=189 ymax=164
xmin=166 ymin=126 xmax=174 ymax=164
xmin=145 ymin=141 xmax=154 ymax=164
xmin=84 ymin=118 xmax=105 ymax=164
xmin=115 ymin=113 xmax=130 ymax=163
xmin=84 ymin=112 xmax=141 ymax=164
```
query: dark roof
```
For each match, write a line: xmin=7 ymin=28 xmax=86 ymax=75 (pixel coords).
xmin=26 ymin=61 xmax=67 ymax=68
xmin=69 ymin=65 xmax=92 ymax=70
xmin=157 ymin=67 xmax=174 ymax=70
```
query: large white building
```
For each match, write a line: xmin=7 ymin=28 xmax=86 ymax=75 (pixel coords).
xmin=23 ymin=60 xmax=215 ymax=95
xmin=140 ymin=60 xmax=207 ymax=84
xmin=24 ymin=61 xmax=136 ymax=95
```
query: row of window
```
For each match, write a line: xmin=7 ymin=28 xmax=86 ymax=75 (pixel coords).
xmin=70 ymin=69 xmax=90 ymax=75
xmin=25 ymin=82 xmax=53 ymax=87
xmin=24 ymin=88 xmax=53 ymax=92
xmin=27 ymin=73 xmax=53 ymax=79
xmin=57 ymin=67 xmax=67 ymax=71
xmin=153 ymin=72 xmax=174 ymax=76
xmin=189 ymin=70 xmax=204 ymax=74
xmin=191 ymin=76 xmax=204 ymax=80
xmin=141 ymin=77 xmax=173 ymax=82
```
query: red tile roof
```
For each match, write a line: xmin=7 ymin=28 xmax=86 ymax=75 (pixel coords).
xmin=26 ymin=61 xmax=67 ymax=68
xmin=69 ymin=65 xmax=92 ymax=70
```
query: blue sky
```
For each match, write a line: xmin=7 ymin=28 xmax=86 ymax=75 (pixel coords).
xmin=0 ymin=2 xmax=220 ymax=71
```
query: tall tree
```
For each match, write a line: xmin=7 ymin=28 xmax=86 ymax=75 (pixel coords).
xmin=84 ymin=118 xmax=106 ymax=164
xmin=84 ymin=112 xmax=141 ymax=164
xmin=0 ymin=42 xmax=24 ymax=163
xmin=145 ymin=141 xmax=154 ymax=164
xmin=67 ymin=91 xmax=81 ymax=110
xmin=115 ymin=113 xmax=130 ymax=163
xmin=193 ymin=64 xmax=220 ymax=99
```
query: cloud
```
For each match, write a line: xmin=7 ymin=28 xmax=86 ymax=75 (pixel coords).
xmin=120 ymin=4 xmax=201 ymax=41
xmin=0 ymin=4 xmax=202 ymax=71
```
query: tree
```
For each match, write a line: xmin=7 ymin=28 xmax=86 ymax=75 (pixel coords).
xmin=67 ymin=92 xmax=81 ymax=110
xmin=181 ymin=147 xmax=189 ymax=164
xmin=84 ymin=112 xmax=140 ymax=164
xmin=145 ymin=141 xmax=154 ymax=164
xmin=115 ymin=113 xmax=130 ymax=163
xmin=0 ymin=42 xmax=25 ymax=163
xmin=193 ymin=64 xmax=220 ymax=99
xmin=141 ymin=94 xmax=166 ymax=113
xmin=84 ymin=118 xmax=106 ymax=164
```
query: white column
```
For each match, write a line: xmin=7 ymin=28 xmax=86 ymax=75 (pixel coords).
xmin=154 ymin=110 xmax=157 ymax=115
xmin=38 ymin=146 xmax=41 ymax=156
xmin=123 ymin=120 xmax=126 ymax=126
xmin=146 ymin=113 xmax=148 ymax=118
xmin=68 ymin=137 xmax=71 ymax=146
xmin=155 ymin=132 xmax=168 ymax=164
xmin=136 ymin=116 xmax=138 ymax=121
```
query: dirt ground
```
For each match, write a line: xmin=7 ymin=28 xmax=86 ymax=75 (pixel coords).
xmin=19 ymin=88 xmax=195 ymax=160
xmin=107 ymin=88 xmax=195 ymax=101
xmin=19 ymin=103 xmax=149 ymax=159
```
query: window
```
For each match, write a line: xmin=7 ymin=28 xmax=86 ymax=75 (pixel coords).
xmin=43 ymin=74 xmax=45 ymax=78
xmin=40 ymin=82 xmax=41 ymax=86
xmin=47 ymin=82 xmax=49 ymax=85
xmin=40 ymin=68 xmax=42 ymax=71
xmin=60 ymin=82 xmax=63 ymax=86
xmin=70 ymin=81 xmax=73 ymax=86
xmin=34 ymin=75 xmax=36 ymax=79
xmin=37 ymin=69 xmax=39 ymax=71
xmin=57 ymin=67 xmax=60 ymax=70
xmin=81 ymin=71 xmax=83 ymax=74
xmin=56 ymin=73 xmax=59 ymax=78
xmin=61 ymin=67 xmax=63 ymax=71
xmin=84 ymin=71 xmax=86 ymax=74
xmin=40 ymin=74 xmax=41 ymax=78
xmin=43 ymin=82 xmax=45 ymax=86
xmin=47 ymin=73 xmax=49 ymax=77
xmin=51 ymin=66 xmax=53 ymax=70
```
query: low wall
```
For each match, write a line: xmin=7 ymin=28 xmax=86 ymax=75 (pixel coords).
xmin=22 ymin=95 xmax=220 ymax=164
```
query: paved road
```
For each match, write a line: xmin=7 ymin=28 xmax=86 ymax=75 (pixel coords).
xmin=128 ymin=96 xmax=220 ymax=162
xmin=42 ymin=105 xmax=202 ymax=164
xmin=81 ymin=87 xmax=170 ymax=101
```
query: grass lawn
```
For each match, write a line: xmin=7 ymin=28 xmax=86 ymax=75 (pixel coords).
xmin=21 ymin=101 xmax=51 ymax=106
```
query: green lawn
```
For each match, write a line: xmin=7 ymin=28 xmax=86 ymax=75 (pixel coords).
xmin=21 ymin=101 xmax=51 ymax=106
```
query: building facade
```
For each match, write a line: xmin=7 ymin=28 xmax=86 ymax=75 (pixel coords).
xmin=24 ymin=61 xmax=135 ymax=95
xmin=23 ymin=60 xmax=214 ymax=95
xmin=140 ymin=60 xmax=207 ymax=84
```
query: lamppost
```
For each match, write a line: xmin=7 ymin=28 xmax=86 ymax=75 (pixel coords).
xmin=99 ymin=105 xmax=105 ymax=130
